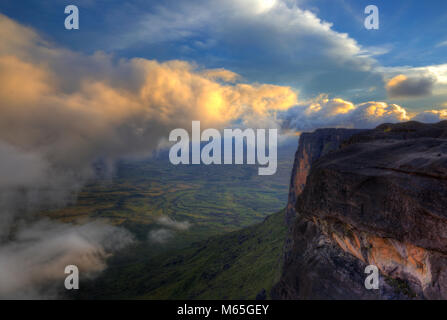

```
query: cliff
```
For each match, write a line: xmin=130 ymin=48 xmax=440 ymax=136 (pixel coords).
xmin=285 ymin=129 xmax=366 ymax=225
xmin=274 ymin=121 xmax=447 ymax=299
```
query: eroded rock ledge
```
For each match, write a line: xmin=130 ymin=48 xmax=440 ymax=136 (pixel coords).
xmin=273 ymin=121 xmax=447 ymax=299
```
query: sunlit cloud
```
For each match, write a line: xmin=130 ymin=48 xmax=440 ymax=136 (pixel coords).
xmin=0 ymin=13 xmax=301 ymax=297
xmin=111 ymin=0 xmax=383 ymax=99
xmin=412 ymin=109 xmax=447 ymax=123
xmin=0 ymin=12 xmax=298 ymax=238
xmin=280 ymin=96 xmax=412 ymax=132
xmin=386 ymin=74 xmax=435 ymax=98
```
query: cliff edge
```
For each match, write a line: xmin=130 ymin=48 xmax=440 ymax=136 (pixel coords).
xmin=274 ymin=121 xmax=447 ymax=299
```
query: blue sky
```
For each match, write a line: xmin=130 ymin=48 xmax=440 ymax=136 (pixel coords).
xmin=300 ymin=0 xmax=447 ymax=66
xmin=2 ymin=0 xmax=446 ymax=66
xmin=1 ymin=0 xmax=447 ymax=118
xmin=1 ymin=0 xmax=446 ymax=66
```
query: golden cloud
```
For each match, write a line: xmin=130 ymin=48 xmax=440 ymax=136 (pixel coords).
xmin=387 ymin=74 xmax=408 ymax=88
xmin=0 ymin=14 xmax=298 ymax=167
xmin=201 ymin=68 xmax=240 ymax=83
xmin=356 ymin=101 xmax=409 ymax=121
xmin=386 ymin=74 xmax=435 ymax=98
xmin=306 ymin=96 xmax=355 ymax=116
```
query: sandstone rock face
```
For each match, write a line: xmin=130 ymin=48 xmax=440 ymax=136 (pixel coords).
xmin=273 ymin=121 xmax=447 ymax=299
xmin=285 ymin=129 xmax=367 ymax=225
xmin=283 ymin=129 xmax=366 ymax=266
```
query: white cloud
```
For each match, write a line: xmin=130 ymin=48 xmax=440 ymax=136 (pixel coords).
xmin=0 ymin=220 xmax=133 ymax=299
xmin=111 ymin=0 xmax=383 ymax=99
xmin=412 ymin=110 xmax=447 ymax=123
xmin=149 ymin=229 xmax=174 ymax=244
xmin=0 ymin=12 xmax=298 ymax=235
xmin=280 ymin=96 xmax=411 ymax=132
xmin=377 ymin=64 xmax=447 ymax=110
xmin=148 ymin=216 xmax=192 ymax=245
xmin=104 ymin=0 xmax=447 ymax=106
xmin=157 ymin=216 xmax=192 ymax=231
xmin=0 ymin=14 xmax=301 ymax=297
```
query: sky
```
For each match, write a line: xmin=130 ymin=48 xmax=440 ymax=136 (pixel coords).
xmin=1 ymin=0 xmax=447 ymax=114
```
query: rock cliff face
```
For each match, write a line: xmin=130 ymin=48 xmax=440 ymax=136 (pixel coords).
xmin=285 ymin=129 xmax=366 ymax=225
xmin=274 ymin=121 xmax=447 ymax=300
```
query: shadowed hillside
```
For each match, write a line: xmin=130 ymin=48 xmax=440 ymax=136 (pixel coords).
xmin=71 ymin=209 xmax=287 ymax=300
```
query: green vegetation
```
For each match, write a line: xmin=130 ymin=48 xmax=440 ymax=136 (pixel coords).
xmin=43 ymin=145 xmax=294 ymax=244
xmin=71 ymin=209 xmax=287 ymax=300
xmin=43 ymin=144 xmax=295 ymax=299
xmin=385 ymin=276 xmax=417 ymax=298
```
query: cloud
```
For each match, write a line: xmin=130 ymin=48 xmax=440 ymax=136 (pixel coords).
xmin=148 ymin=229 xmax=174 ymax=244
xmin=0 ymin=143 xmax=84 ymax=239
xmin=377 ymin=64 xmax=447 ymax=110
xmin=386 ymin=74 xmax=436 ymax=98
xmin=380 ymin=64 xmax=447 ymax=86
xmin=201 ymin=68 xmax=240 ymax=83
xmin=0 ymin=220 xmax=133 ymax=299
xmin=280 ymin=96 xmax=409 ymax=131
xmin=110 ymin=0 xmax=384 ymax=99
xmin=349 ymin=102 xmax=410 ymax=127
xmin=0 ymin=14 xmax=300 ymax=296
xmin=279 ymin=95 xmax=447 ymax=132
xmin=148 ymin=216 xmax=192 ymax=244
xmin=103 ymin=0 xmax=447 ymax=106
xmin=157 ymin=216 xmax=192 ymax=231
xmin=412 ymin=110 xmax=447 ymax=123
xmin=0 ymin=13 xmax=298 ymax=231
